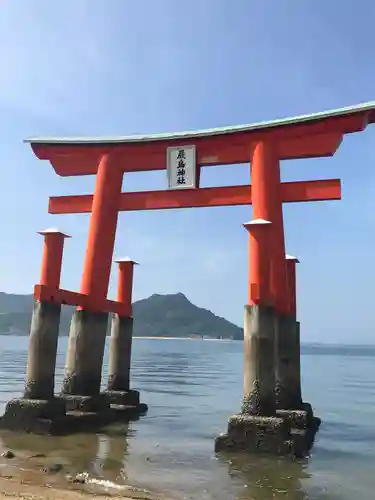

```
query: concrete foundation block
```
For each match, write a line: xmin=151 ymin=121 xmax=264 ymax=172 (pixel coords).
xmin=3 ymin=397 xmax=66 ymax=419
xmin=111 ymin=402 xmax=149 ymax=416
xmin=276 ymin=402 xmax=321 ymax=456
xmin=0 ymin=392 xmax=148 ymax=436
xmin=102 ymin=389 xmax=140 ymax=406
xmin=0 ymin=397 xmax=148 ymax=435
xmin=0 ymin=397 xmax=66 ymax=433
xmin=215 ymin=414 xmax=292 ymax=455
xmin=289 ymin=429 xmax=310 ymax=458
xmin=289 ymin=422 xmax=320 ymax=458
xmin=301 ymin=401 xmax=313 ymax=417
xmin=59 ymin=394 xmax=110 ymax=413
xmin=215 ymin=412 xmax=319 ymax=458
xmin=276 ymin=408 xmax=311 ymax=429
xmin=276 ymin=402 xmax=320 ymax=431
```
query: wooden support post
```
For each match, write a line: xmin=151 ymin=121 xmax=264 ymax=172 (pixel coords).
xmin=61 ymin=153 xmax=123 ymax=411
xmin=25 ymin=228 xmax=70 ymax=400
xmin=275 ymin=254 xmax=302 ymax=411
xmin=38 ymin=227 xmax=70 ymax=290
xmin=116 ymin=257 xmax=137 ymax=317
xmin=105 ymin=258 xmax=140 ymax=406
xmin=2 ymin=229 xmax=69 ymax=431
xmin=242 ymin=219 xmax=276 ymax=416
xmin=215 ymin=219 xmax=290 ymax=455
xmin=285 ymin=254 xmax=299 ymax=317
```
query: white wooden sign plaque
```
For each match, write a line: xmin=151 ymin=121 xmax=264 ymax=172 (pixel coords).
xmin=166 ymin=145 xmax=197 ymax=190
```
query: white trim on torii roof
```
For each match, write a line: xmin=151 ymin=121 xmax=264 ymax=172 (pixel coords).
xmin=24 ymin=101 xmax=375 ymax=146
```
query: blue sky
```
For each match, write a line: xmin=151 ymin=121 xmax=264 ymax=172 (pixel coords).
xmin=0 ymin=0 xmax=374 ymax=344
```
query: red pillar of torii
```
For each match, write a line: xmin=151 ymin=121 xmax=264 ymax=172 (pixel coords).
xmin=21 ymin=102 xmax=375 ymax=448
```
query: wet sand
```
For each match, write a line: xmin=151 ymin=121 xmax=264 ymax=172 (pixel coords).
xmin=0 ymin=477 xmax=165 ymax=500
xmin=0 ymin=430 xmax=170 ymax=500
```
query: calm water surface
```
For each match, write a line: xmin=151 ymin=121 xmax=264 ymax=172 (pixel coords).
xmin=0 ymin=336 xmax=374 ymax=500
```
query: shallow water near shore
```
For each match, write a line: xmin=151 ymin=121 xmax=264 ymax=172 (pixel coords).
xmin=0 ymin=337 xmax=374 ymax=499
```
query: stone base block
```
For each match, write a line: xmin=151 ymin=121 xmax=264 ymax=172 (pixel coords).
xmin=111 ymin=402 xmax=148 ymax=417
xmin=102 ymin=389 xmax=140 ymax=406
xmin=215 ymin=415 xmax=292 ymax=455
xmin=276 ymin=409 xmax=310 ymax=429
xmin=289 ymin=420 xmax=320 ymax=458
xmin=289 ymin=428 xmax=311 ymax=458
xmin=276 ymin=401 xmax=321 ymax=431
xmin=301 ymin=401 xmax=313 ymax=417
xmin=59 ymin=394 xmax=110 ymax=413
xmin=0 ymin=398 xmax=66 ymax=433
xmin=275 ymin=401 xmax=321 ymax=456
xmin=215 ymin=408 xmax=321 ymax=458
xmin=3 ymin=398 xmax=66 ymax=419
xmin=0 ymin=400 xmax=148 ymax=436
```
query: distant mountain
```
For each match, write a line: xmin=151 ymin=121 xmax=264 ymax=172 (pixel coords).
xmin=0 ymin=292 xmax=34 ymax=313
xmin=0 ymin=292 xmax=243 ymax=340
xmin=132 ymin=293 xmax=243 ymax=339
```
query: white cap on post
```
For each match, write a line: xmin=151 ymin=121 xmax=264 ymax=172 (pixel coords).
xmin=285 ymin=254 xmax=300 ymax=264
xmin=114 ymin=256 xmax=139 ymax=265
xmin=37 ymin=227 xmax=71 ymax=238
xmin=243 ymin=218 xmax=272 ymax=230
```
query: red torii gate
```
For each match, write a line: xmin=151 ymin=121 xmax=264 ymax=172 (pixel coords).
xmin=12 ymin=101 xmax=374 ymax=452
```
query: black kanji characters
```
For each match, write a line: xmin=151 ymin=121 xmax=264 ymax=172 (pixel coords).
xmin=176 ymin=150 xmax=186 ymax=184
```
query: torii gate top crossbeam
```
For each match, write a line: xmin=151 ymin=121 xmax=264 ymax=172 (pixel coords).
xmin=25 ymin=101 xmax=375 ymax=176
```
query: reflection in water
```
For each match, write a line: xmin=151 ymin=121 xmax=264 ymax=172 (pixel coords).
xmin=97 ymin=427 xmax=131 ymax=483
xmin=0 ymin=425 xmax=131 ymax=487
xmin=221 ymin=454 xmax=310 ymax=500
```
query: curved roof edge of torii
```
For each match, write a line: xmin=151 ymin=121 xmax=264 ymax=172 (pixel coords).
xmin=24 ymin=101 xmax=375 ymax=146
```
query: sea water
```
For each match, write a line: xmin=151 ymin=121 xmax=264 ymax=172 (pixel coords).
xmin=0 ymin=336 xmax=374 ymax=499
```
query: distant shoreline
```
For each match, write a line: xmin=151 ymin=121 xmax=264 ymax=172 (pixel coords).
xmin=2 ymin=334 xmax=375 ymax=349
xmin=133 ymin=336 xmax=234 ymax=341
xmin=0 ymin=333 xmax=236 ymax=341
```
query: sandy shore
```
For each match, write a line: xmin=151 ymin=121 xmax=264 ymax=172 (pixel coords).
xmin=0 ymin=429 xmax=173 ymax=500
xmin=0 ymin=476 xmax=168 ymax=500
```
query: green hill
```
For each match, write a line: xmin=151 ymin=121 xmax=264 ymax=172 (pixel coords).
xmin=0 ymin=292 xmax=243 ymax=340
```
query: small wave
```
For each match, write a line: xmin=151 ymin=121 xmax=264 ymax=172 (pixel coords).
xmin=77 ymin=472 xmax=151 ymax=495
